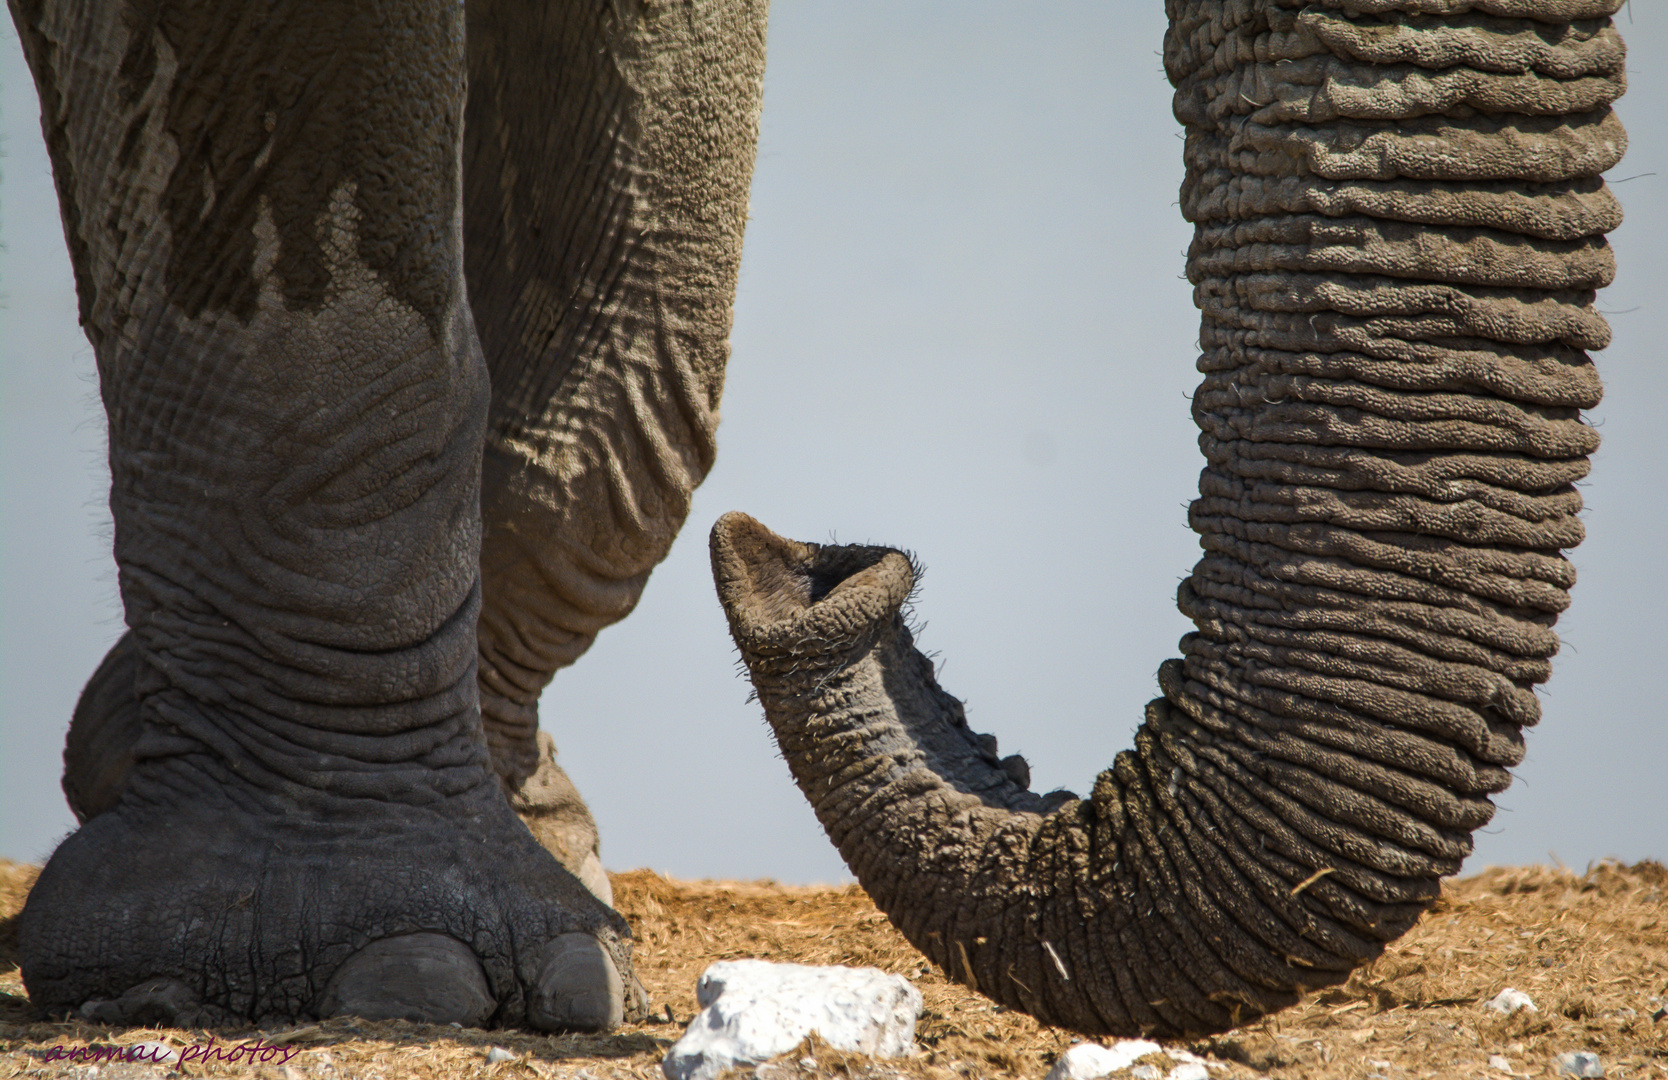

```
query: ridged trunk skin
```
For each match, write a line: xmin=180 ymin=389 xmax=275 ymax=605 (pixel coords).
xmin=712 ymin=0 xmax=1625 ymax=1037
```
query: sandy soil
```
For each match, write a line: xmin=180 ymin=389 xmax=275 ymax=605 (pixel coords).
xmin=2 ymin=857 xmax=1663 ymax=1079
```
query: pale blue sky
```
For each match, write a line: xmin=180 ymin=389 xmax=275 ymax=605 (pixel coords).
xmin=4 ymin=3 xmax=1663 ymax=881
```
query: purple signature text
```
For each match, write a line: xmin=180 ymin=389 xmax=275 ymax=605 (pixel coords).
xmin=38 ymin=1035 xmax=300 ymax=1066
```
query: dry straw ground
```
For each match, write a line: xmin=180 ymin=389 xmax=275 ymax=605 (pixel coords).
xmin=1 ymin=857 xmax=1664 ymax=1080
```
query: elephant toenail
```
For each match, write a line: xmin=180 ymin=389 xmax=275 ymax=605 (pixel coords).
xmin=79 ymin=978 xmax=203 ymax=1027
xmin=526 ymin=933 xmax=624 ymax=1033
xmin=317 ymin=933 xmax=495 ymax=1026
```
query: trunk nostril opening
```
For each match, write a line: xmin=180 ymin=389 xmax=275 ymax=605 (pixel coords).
xmin=805 ymin=546 xmax=895 ymax=603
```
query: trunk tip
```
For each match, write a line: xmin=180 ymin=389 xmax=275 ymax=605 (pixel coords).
xmin=709 ymin=512 xmax=915 ymax=655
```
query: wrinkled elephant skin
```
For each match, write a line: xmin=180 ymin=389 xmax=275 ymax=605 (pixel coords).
xmin=10 ymin=0 xmax=764 ymax=1029
xmin=711 ymin=0 xmax=1628 ymax=1039
xmin=9 ymin=0 xmax=1629 ymax=1043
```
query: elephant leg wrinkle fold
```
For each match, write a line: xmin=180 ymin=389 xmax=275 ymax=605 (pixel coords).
xmin=711 ymin=0 xmax=1627 ymax=1040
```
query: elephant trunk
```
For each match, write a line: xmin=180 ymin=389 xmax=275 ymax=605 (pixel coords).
xmin=711 ymin=0 xmax=1624 ymax=1037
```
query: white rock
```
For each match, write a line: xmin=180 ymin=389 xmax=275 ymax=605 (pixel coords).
xmin=1168 ymin=1062 xmax=1210 ymax=1080
xmin=661 ymin=960 xmax=921 ymax=1080
xmin=126 ymin=1041 xmax=178 ymax=1065
xmin=1131 ymin=1065 xmax=1161 ymax=1080
xmin=1490 ymin=1054 xmax=1515 ymax=1073
xmin=1485 ymin=988 xmax=1538 ymax=1015
xmin=1555 ymin=1051 xmax=1605 ymax=1078
xmin=1044 ymin=1040 xmax=1164 ymax=1080
xmin=485 ymin=1046 xmax=517 ymax=1064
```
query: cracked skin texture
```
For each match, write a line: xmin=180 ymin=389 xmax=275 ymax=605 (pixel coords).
xmin=710 ymin=0 xmax=1627 ymax=1039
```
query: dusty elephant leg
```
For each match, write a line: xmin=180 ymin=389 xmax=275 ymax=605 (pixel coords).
xmin=460 ymin=0 xmax=768 ymax=826
xmin=510 ymin=733 xmax=613 ymax=907
xmin=11 ymin=0 xmax=649 ymax=1030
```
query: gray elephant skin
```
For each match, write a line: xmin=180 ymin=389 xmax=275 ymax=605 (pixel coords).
xmin=9 ymin=0 xmax=1626 ymax=1041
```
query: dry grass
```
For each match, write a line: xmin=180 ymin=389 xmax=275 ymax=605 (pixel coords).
xmin=2 ymin=858 xmax=1664 ymax=1079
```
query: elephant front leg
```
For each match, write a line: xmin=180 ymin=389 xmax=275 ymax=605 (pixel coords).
xmin=459 ymin=0 xmax=768 ymax=891
xmin=12 ymin=0 xmax=642 ymax=1030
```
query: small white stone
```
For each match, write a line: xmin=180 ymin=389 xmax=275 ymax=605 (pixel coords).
xmin=485 ymin=1046 xmax=518 ymax=1064
xmin=1555 ymin=1051 xmax=1604 ymax=1078
xmin=661 ymin=960 xmax=921 ymax=1080
xmin=1490 ymin=1054 xmax=1515 ymax=1073
xmin=1131 ymin=1066 xmax=1161 ymax=1080
xmin=126 ymin=1041 xmax=179 ymax=1065
xmin=1485 ymin=988 xmax=1538 ymax=1015
xmin=1044 ymin=1040 xmax=1165 ymax=1080
xmin=1168 ymin=1062 xmax=1210 ymax=1080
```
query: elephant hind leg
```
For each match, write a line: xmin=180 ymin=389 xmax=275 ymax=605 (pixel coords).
xmin=460 ymin=0 xmax=767 ymax=877
xmin=510 ymin=733 xmax=613 ymax=907
xmin=461 ymin=0 xmax=767 ymax=783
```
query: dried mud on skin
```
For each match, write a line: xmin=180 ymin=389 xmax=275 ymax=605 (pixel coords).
xmin=1 ymin=859 xmax=1663 ymax=1080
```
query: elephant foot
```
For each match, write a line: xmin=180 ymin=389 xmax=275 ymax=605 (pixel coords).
xmin=510 ymin=732 xmax=613 ymax=907
xmin=18 ymin=772 xmax=647 ymax=1031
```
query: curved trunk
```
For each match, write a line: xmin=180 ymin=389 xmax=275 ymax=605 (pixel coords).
xmin=711 ymin=0 xmax=1625 ymax=1037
